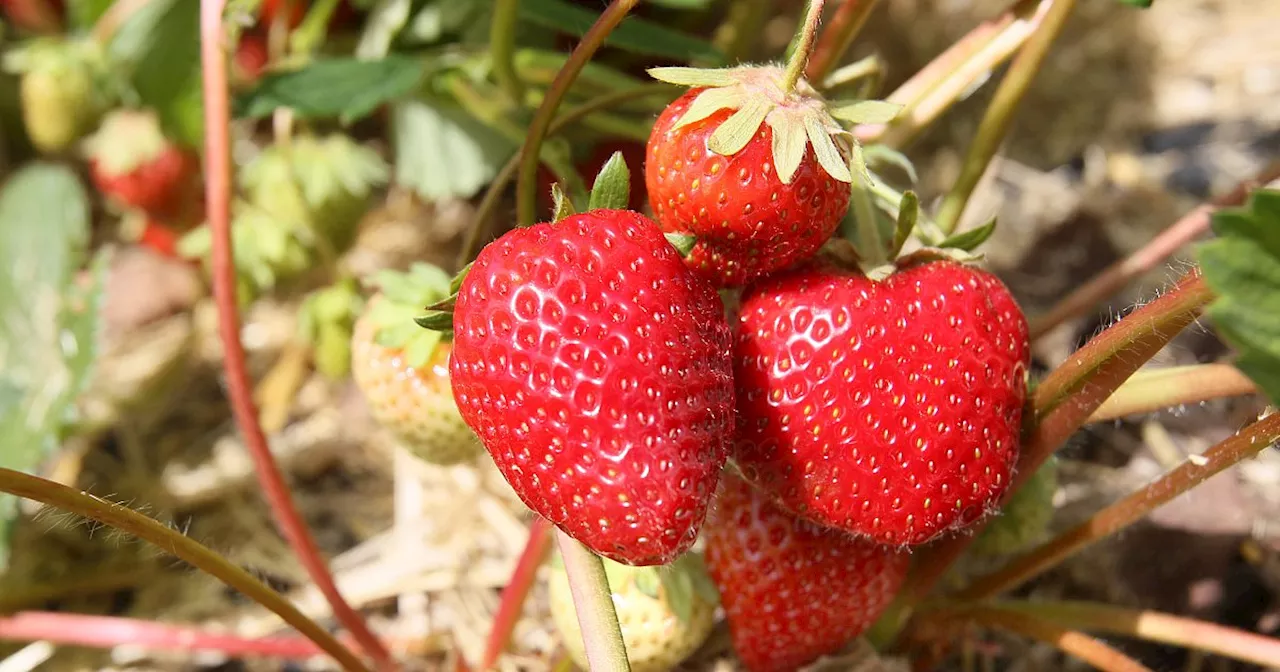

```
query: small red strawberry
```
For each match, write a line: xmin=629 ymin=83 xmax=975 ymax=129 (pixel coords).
xmin=84 ymin=108 xmax=201 ymax=221
xmin=643 ymin=66 xmax=860 ymax=288
xmin=233 ymin=30 xmax=269 ymax=84
xmin=352 ymin=264 xmax=484 ymax=466
xmin=704 ymin=474 xmax=910 ymax=672
xmin=732 ymin=256 xmax=1030 ymax=546
xmin=449 ymin=208 xmax=735 ymax=566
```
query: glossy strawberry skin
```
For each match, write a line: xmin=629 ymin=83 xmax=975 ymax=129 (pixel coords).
xmin=704 ymin=474 xmax=910 ymax=672
xmin=449 ymin=209 xmax=735 ymax=565
xmin=645 ymin=88 xmax=850 ymax=289
xmin=732 ymin=259 xmax=1030 ymax=546
xmin=90 ymin=147 xmax=200 ymax=221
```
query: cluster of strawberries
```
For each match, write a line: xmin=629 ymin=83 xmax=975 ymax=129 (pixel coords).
xmin=353 ymin=63 xmax=1032 ymax=671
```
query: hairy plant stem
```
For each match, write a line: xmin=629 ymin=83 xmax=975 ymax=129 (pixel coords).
xmin=858 ymin=0 xmax=1047 ymax=146
xmin=1029 ymin=163 xmax=1280 ymax=340
xmin=896 ymin=272 xmax=1214 ymax=613
xmin=515 ymin=0 xmax=640 ymax=227
xmin=930 ymin=607 xmax=1153 ymax=672
xmin=0 ymin=611 xmax=333 ymax=660
xmin=1087 ymin=363 xmax=1258 ymax=424
xmin=805 ymin=0 xmax=879 ymax=85
xmin=958 ymin=410 xmax=1280 ymax=600
xmin=782 ymin=0 xmax=827 ymax=92
xmin=0 ymin=469 xmax=368 ymax=671
xmin=490 ymin=0 xmax=525 ymax=104
xmin=462 ymin=84 xmax=675 ymax=266
xmin=934 ymin=0 xmax=1077 ymax=234
xmin=943 ymin=601 xmax=1280 ymax=668
xmin=200 ymin=3 xmax=392 ymax=668
xmin=555 ymin=530 xmax=631 ymax=672
xmin=480 ymin=517 xmax=555 ymax=671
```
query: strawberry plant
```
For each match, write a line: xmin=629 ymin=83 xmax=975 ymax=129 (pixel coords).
xmin=0 ymin=1 xmax=1278 ymax=672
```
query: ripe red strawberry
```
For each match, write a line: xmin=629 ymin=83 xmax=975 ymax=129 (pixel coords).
xmin=704 ymin=474 xmax=910 ymax=672
xmin=84 ymin=109 xmax=201 ymax=221
xmin=233 ymin=30 xmax=269 ymax=84
xmin=732 ymin=257 xmax=1030 ymax=546
xmin=449 ymin=208 xmax=735 ymax=566
xmin=644 ymin=66 xmax=855 ymax=288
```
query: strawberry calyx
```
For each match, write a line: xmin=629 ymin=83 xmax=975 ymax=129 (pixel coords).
xmin=365 ymin=262 xmax=453 ymax=368
xmin=83 ymin=108 xmax=173 ymax=177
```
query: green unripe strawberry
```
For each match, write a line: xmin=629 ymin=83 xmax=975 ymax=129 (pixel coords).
xmin=351 ymin=263 xmax=482 ymax=466
xmin=5 ymin=37 xmax=107 ymax=153
xmin=972 ymin=458 xmax=1059 ymax=556
xmin=549 ymin=553 xmax=718 ymax=672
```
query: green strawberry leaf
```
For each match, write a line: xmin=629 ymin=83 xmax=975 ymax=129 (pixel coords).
xmin=391 ymin=97 xmax=516 ymax=201
xmin=936 ymin=217 xmax=998 ymax=252
xmin=235 ymin=56 xmax=426 ymax=122
xmin=664 ymin=232 xmax=696 ymax=258
xmin=415 ymin=310 xmax=455 ymax=332
xmin=1197 ymin=188 xmax=1280 ymax=404
xmin=519 ymin=0 xmax=725 ymax=65
xmin=550 ymin=183 xmax=577 ymax=222
xmin=587 ymin=151 xmax=632 ymax=212
xmin=450 ymin=262 xmax=473 ymax=295
xmin=108 ymin=0 xmax=201 ymax=120
xmin=66 ymin=0 xmax=116 ymax=30
xmin=0 ymin=162 xmax=93 ymax=571
xmin=355 ymin=0 xmax=414 ymax=57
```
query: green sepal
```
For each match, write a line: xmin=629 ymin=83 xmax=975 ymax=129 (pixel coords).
xmin=829 ymin=99 xmax=903 ymax=125
xmin=415 ymin=310 xmax=455 ymax=333
xmin=362 ymin=262 xmax=454 ymax=367
xmin=450 ymin=262 xmax=473 ymax=295
xmin=664 ymin=232 xmax=697 ymax=257
xmin=973 ymin=458 xmax=1059 ymax=556
xmin=888 ymin=191 xmax=919 ymax=260
xmin=550 ymin=182 xmax=577 ymax=222
xmin=936 ymin=216 xmax=998 ymax=252
xmin=587 ymin=151 xmax=632 ymax=212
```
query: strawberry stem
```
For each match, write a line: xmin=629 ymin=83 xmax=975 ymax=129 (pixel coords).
xmin=933 ymin=0 xmax=1078 ymax=235
xmin=1086 ymin=363 xmax=1258 ymax=424
xmin=0 ymin=468 xmax=369 ymax=672
xmin=199 ymin=3 xmax=393 ymax=668
xmin=1029 ymin=165 xmax=1280 ymax=341
xmin=490 ymin=0 xmax=525 ymax=105
xmin=956 ymin=410 xmax=1280 ymax=601
xmin=927 ymin=607 xmax=1154 ymax=672
xmin=926 ymin=601 xmax=1280 ymax=668
xmin=480 ymin=517 xmax=555 ymax=670
xmin=805 ymin=0 xmax=879 ymax=86
xmin=858 ymin=0 xmax=1047 ymax=148
xmin=555 ymin=530 xmax=632 ymax=672
xmin=781 ymin=0 xmax=827 ymax=94
xmin=0 ymin=611 xmax=336 ymax=660
xmin=515 ymin=0 xmax=641 ymax=228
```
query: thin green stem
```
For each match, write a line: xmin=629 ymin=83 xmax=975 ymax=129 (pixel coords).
xmin=200 ymin=3 xmax=393 ymax=668
xmin=515 ymin=0 xmax=640 ymax=227
xmin=463 ymin=83 xmax=675 ymax=266
xmin=0 ymin=469 xmax=370 ymax=672
xmin=490 ymin=0 xmax=525 ymax=104
xmin=957 ymin=410 xmax=1280 ymax=600
xmin=967 ymin=601 xmax=1280 ymax=669
xmin=555 ymin=530 xmax=631 ymax=672
xmin=930 ymin=607 xmax=1153 ymax=672
xmin=782 ymin=0 xmax=827 ymax=92
xmin=290 ymin=0 xmax=341 ymax=54
xmin=806 ymin=0 xmax=879 ymax=85
xmin=1087 ymin=363 xmax=1257 ymax=423
xmin=897 ymin=271 xmax=1213 ymax=611
xmin=934 ymin=0 xmax=1076 ymax=234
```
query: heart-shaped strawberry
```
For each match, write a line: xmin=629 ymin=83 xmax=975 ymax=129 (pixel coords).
xmin=732 ymin=257 xmax=1030 ymax=545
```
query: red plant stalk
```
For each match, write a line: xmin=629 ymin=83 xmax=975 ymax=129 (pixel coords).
xmin=958 ymin=410 xmax=1280 ymax=600
xmin=0 ymin=612 xmax=327 ymax=660
xmin=1029 ymin=163 xmax=1280 ymax=340
xmin=972 ymin=601 xmax=1280 ymax=668
xmin=937 ymin=608 xmax=1154 ymax=672
xmin=199 ymin=1 xmax=392 ymax=668
xmin=1087 ymin=363 xmax=1258 ymax=424
xmin=899 ymin=271 xmax=1214 ymax=607
xmin=480 ymin=517 xmax=555 ymax=671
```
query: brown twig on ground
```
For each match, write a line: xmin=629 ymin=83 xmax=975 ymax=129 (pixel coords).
xmin=199 ymin=1 xmax=393 ymax=668
xmin=1029 ymin=163 xmax=1280 ymax=340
